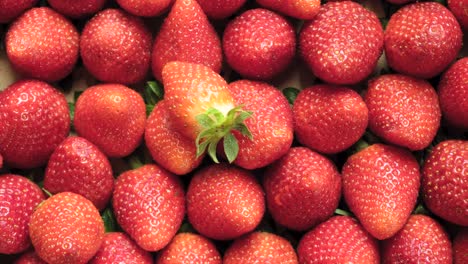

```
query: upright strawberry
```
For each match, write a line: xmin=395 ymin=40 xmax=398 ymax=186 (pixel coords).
xmin=162 ymin=61 xmax=252 ymax=163
xmin=454 ymin=228 xmax=468 ymax=264
xmin=47 ymin=0 xmax=107 ymax=18
xmin=74 ymin=83 xmax=146 ymax=158
xmin=438 ymin=58 xmax=468 ymax=130
xmin=384 ymin=2 xmax=462 ymax=79
xmin=117 ymin=0 xmax=173 ymax=17
xmin=29 ymin=192 xmax=105 ymax=264
xmin=145 ymin=100 xmax=204 ymax=175
xmin=227 ymin=80 xmax=293 ymax=169
xmin=0 ymin=80 xmax=70 ymax=169
xmin=156 ymin=233 xmax=221 ymax=264
xmin=6 ymin=7 xmax=79 ymax=82
xmin=0 ymin=174 xmax=45 ymax=254
xmin=44 ymin=136 xmax=114 ymax=210
xmin=342 ymin=144 xmax=420 ymax=240
xmin=14 ymin=250 xmax=47 ymax=264
xmin=223 ymin=8 xmax=296 ymax=80
xmin=297 ymin=216 xmax=380 ymax=263
xmin=293 ymin=84 xmax=368 ymax=154
xmin=256 ymin=0 xmax=320 ymax=20
xmin=89 ymin=232 xmax=153 ymax=264
xmin=299 ymin=1 xmax=384 ymax=85
xmin=80 ymin=9 xmax=152 ymax=85
xmin=224 ymin=232 xmax=297 ymax=263
xmin=422 ymin=140 xmax=468 ymax=226
xmin=0 ymin=0 xmax=38 ymax=23
xmin=187 ymin=164 xmax=265 ymax=240
xmin=152 ymin=0 xmax=222 ymax=81
xmin=448 ymin=0 xmax=468 ymax=29
xmin=263 ymin=147 xmax=341 ymax=231
xmin=112 ymin=164 xmax=185 ymax=251
xmin=381 ymin=214 xmax=452 ymax=263
xmin=365 ymin=74 xmax=441 ymax=151
xmin=196 ymin=0 xmax=247 ymax=19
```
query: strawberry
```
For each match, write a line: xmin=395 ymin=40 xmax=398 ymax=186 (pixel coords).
xmin=293 ymin=84 xmax=368 ymax=154
xmin=74 ymin=83 xmax=146 ymax=158
xmin=384 ymin=2 xmax=463 ymax=79
xmin=449 ymin=0 xmax=468 ymax=29
xmin=47 ymin=0 xmax=107 ymax=19
xmin=0 ymin=153 xmax=3 ymax=169
xmin=0 ymin=79 xmax=70 ymax=169
xmin=156 ymin=232 xmax=221 ymax=264
xmin=256 ymin=0 xmax=320 ymax=20
xmin=88 ymin=232 xmax=153 ymax=264
xmin=366 ymin=74 xmax=441 ymax=151
xmin=162 ymin=61 xmax=252 ymax=163
xmin=112 ymin=164 xmax=185 ymax=251
xmin=5 ymin=7 xmax=79 ymax=82
xmin=454 ymin=228 xmax=468 ymax=264
xmin=381 ymin=214 xmax=452 ymax=263
xmin=116 ymin=0 xmax=173 ymax=17
xmin=0 ymin=0 xmax=37 ymax=23
xmin=44 ymin=136 xmax=114 ymax=211
xmin=196 ymin=0 xmax=247 ymax=19
xmin=224 ymin=231 xmax=298 ymax=263
xmin=145 ymin=100 xmax=204 ymax=175
xmin=342 ymin=143 xmax=420 ymax=240
xmin=263 ymin=147 xmax=341 ymax=231
xmin=151 ymin=0 xmax=222 ymax=81
xmin=223 ymin=8 xmax=296 ymax=80
xmin=227 ymin=80 xmax=293 ymax=169
xmin=0 ymin=174 xmax=45 ymax=254
xmin=187 ymin=164 xmax=265 ymax=240
xmin=299 ymin=1 xmax=384 ymax=85
xmin=385 ymin=0 xmax=415 ymax=4
xmin=80 ymin=8 xmax=152 ymax=85
xmin=29 ymin=192 xmax=105 ymax=264
xmin=14 ymin=250 xmax=47 ymax=264
xmin=438 ymin=58 xmax=468 ymax=130
xmin=422 ymin=140 xmax=468 ymax=226
xmin=297 ymin=216 xmax=380 ymax=263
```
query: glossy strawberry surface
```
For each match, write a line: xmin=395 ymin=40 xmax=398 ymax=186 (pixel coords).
xmin=196 ymin=0 xmax=246 ymax=19
xmin=47 ymin=0 xmax=107 ymax=18
xmin=14 ymin=250 xmax=47 ymax=264
xmin=257 ymin=0 xmax=320 ymax=20
xmin=0 ymin=0 xmax=38 ymax=23
xmin=116 ymin=0 xmax=173 ymax=17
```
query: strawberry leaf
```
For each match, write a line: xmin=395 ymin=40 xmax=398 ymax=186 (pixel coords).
xmin=223 ymin=132 xmax=239 ymax=164
xmin=144 ymin=81 xmax=164 ymax=116
xmin=282 ymin=87 xmax=300 ymax=106
xmin=101 ymin=207 xmax=119 ymax=233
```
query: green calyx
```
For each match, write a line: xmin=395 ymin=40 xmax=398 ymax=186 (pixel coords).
xmin=195 ymin=105 xmax=253 ymax=163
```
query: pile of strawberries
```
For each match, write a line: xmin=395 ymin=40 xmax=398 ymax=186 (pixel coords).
xmin=0 ymin=0 xmax=467 ymax=263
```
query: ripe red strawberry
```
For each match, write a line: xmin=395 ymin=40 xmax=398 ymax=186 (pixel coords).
xmin=454 ymin=228 xmax=468 ymax=264
xmin=117 ymin=0 xmax=173 ymax=17
xmin=44 ymin=136 xmax=114 ymax=210
xmin=0 ymin=0 xmax=37 ymax=23
xmin=449 ymin=0 xmax=468 ymax=29
xmin=299 ymin=1 xmax=384 ymax=85
xmin=74 ymin=83 xmax=146 ymax=158
xmin=89 ymin=232 xmax=153 ymax=264
xmin=162 ymin=61 xmax=252 ymax=163
xmin=0 ymin=174 xmax=45 ymax=254
xmin=223 ymin=8 xmax=296 ymax=80
xmin=6 ymin=7 xmax=79 ymax=82
xmin=381 ymin=214 xmax=452 ymax=263
xmin=293 ymin=84 xmax=368 ymax=154
xmin=227 ymin=80 xmax=293 ymax=169
xmin=196 ymin=0 xmax=247 ymax=19
xmin=145 ymin=100 xmax=204 ymax=175
xmin=366 ymin=74 xmax=441 ymax=151
xmin=156 ymin=233 xmax=221 ymax=264
xmin=29 ymin=192 xmax=105 ymax=264
xmin=342 ymin=143 xmax=420 ymax=240
xmin=112 ymin=164 xmax=185 ymax=251
xmin=422 ymin=140 xmax=468 ymax=226
xmin=256 ymin=0 xmax=320 ymax=20
xmin=47 ymin=0 xmax=107 ymax=18
xmin=224 ymin=231 xmax=298 ymax=263
xmin=14 ymin=250 xmax=47 ymax=264
xmin=152 ymin=0 xmax=222 ymax=81
xmin=0 ymin=153 xmax=3 ymax=169
xmin=0 ymin=79 xmax=70 ymax=169
xmin=80 ymin=8 xmax=152 ymax=85
xmin=438 ymin=58 xmax=468 ymax=130
xmin=385 ymin=2 xmax=462 ymax=79
xmin=187 ymin=164 xmax=265 ymax=240
xmin=297 ymin=216 xmax=380 ymax=263
xmin=263 ymin=147 xmax=341 ymax=231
